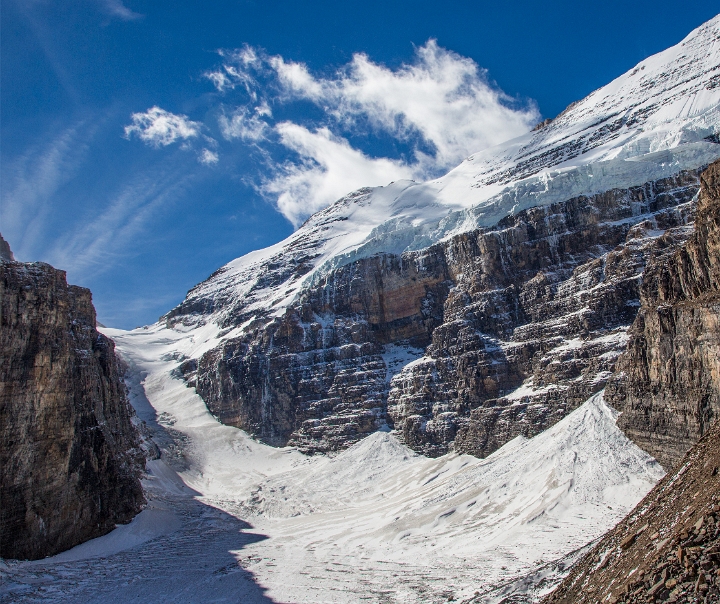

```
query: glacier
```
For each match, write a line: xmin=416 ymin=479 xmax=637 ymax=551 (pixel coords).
xmin=3 ymin=14 xmax=720 ymax=604
xmin=1 ymin=325 xmax=663 ymax=602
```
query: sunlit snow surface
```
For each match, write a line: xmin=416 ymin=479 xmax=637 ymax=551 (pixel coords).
xmin=0 ymin=326 xmax=663 ymax=603
xmin=5 ymin=16 xmax=720 ymax=603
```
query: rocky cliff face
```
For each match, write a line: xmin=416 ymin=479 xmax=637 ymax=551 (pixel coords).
xmin=539 ymin=158 xmax=720 ymax=604
xmin=190 ymin=170 xmax=702 ymax=456
xmin=391 ymin=172 xmax=700 ymax=456
xmin=606 ymin=159 xmax=720 ymax=470
xmin=164 ymin=16 xmax=720 ymax=458
xmin=0 ymin=245 xmax=145 ymax=560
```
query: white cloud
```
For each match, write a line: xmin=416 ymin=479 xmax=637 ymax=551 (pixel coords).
xmin=270 ymin=57 xmax=325 ymax=100
xmin=47 ymin=168 xmax=195 ymax=279
xmin=219 ymin=105 xmax=271 ymax=141
xmin=204 ymin=47 xmax=261 ymax=92
xmin=209 ymin=41 xmax=539 ymax=226
xmin=199 ymin=148 xmax=219 ymax=165
xmin=124 ymin=106 xmax=201 ymax=147
xmin=262 ymin=124 xmax=414 ymax=228
xmin=101 ymin=0 xmax=142 ymax=21
xmin=0 ymin=123 xmax=94 ymax=260
xmin=271 ymin=41 xmax=538 ymax=169
xmin=205 ymin=70 xmax=233 ymax=92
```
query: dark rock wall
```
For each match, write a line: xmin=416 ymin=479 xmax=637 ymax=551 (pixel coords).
xmin=393 ymin=172 xmax=699 ymax=456
xmin=0 ymin=258 xmax=145 ymax=560
xmin=190 ymin=170 xmax=703 ymax=456
xmin=606 ymin=159 xmax=720 ymax=470
xmin=195 ymin=252 xmax=452 ymax=451
xmin=0 ymin=233 xmax=14 ymax=262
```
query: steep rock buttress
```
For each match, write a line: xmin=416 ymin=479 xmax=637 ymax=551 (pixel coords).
xmin=0 ymin=238 xmax=145 ymax=560
xmin=607 ymin=159 xmax=720 ymax=470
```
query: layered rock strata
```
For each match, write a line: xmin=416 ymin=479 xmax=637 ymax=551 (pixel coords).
xmin=391 ymin=173 xmax=700 ymax=456
xmin=0 ymin=245 xmax=145 ymax=560
xmin=543 ymin=417 xmax=720 ymax=604
xmin=606 ymin=159 xmax=720 ymax=470
xmin=163 ymin=17 xmax=720 ymax=457
xmin=189 ymin=170 xmax=703 ymax=456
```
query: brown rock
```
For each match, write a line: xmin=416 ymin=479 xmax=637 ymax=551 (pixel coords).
xmin=181 ymin=169 xmax=703 ymax=456
xmin=0 ymin=253 xmax=145 ymax=560
xmin=542 ymin=162 xmax=720 ymax=602
xmin=606 ymin=160 xmax=720 ymax=470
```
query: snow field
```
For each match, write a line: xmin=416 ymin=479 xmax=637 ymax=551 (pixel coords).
xmin=1 ymin=321 xmax=664 ymax=603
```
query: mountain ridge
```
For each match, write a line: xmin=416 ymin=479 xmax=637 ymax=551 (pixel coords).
xmin=157 ymin=15 xmax=720 ymax=459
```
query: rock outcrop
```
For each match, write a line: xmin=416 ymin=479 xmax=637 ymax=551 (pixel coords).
xmin=0 ymin=243 xmax=145 ymax=560
xmin=542 ymin=159 xmax=720 ymax=604
xmin=0 ymin=233 xmax=14 ymax=262
xmin=191 ymin=170 xmax=702 ymax=456
xmin=163 ymin=16 xmax=720 ymax=458
xmin=606 ymin=159 xmax=720 ymax=470
xmin=392 ymin=172 xmax=699 ymax=456
xmin=543 ymin=416 xmax=720 ymax=604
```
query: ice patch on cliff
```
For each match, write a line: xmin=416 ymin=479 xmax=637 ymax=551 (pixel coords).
xmin=381 ymin=343 xmax=425 ymax=383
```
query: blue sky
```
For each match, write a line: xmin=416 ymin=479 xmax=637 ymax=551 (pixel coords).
xmin=2 ymin=1 xmax=719 ymax=329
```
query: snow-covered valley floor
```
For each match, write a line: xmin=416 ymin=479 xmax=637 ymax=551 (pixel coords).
xmin=1 ymin=326 xmax=665 ymax=603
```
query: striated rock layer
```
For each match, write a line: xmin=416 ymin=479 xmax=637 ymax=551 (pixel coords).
xmin=606 ymin=159 xmax=720 ymax=470
xmin=543 ymin=158 xmax=720 ymax=604
xmin=0 ymin=243 xmax=145 ymax=560
xmin=165 ymin=16 xmax=720 ymax=457
xmin=192 ymin=170 xmax=703 ymax=455
xmin=390 ymin=172 xmax=700 ymax=456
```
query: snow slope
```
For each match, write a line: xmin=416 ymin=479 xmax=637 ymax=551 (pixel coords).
xmin=1 ymin=326 xmax=663 ymax=603
xmin=174 ymin=15 xmax=720 ymax=332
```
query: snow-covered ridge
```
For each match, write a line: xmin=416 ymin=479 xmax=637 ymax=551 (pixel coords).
xmin=174 ymin=15 xmax=720 ymax=333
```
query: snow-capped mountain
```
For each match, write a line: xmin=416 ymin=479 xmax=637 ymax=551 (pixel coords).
xmin=5 ymin=16 xmax=720 ymax=604
xmin=171 ymin=15 xmax=720 ymax=330
xmin=157 ymin=15 xmax=720 ymax=460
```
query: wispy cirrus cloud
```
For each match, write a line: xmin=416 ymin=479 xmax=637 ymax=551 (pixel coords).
xmin=100 ymin=0 xmax=142 ymax=21
xmin=0 ymin=123 xmax=95 ymax=259
xmin=0 ymin=117 xmax=197 ymax=282
xmin=46 ymin=167 xmax=195 ymax=278
xmin=219 ymin=103 xmax=271 ymax=141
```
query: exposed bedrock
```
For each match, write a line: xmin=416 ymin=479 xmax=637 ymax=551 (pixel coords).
xmin=0 ymin=247 xmax=145 ymax=560
xmin=606 ymin=159 xmax=720 ymax=470
xmin=195 ymin=252 xmax=452 ymax=451
xmin=393 ymin=171 xmax=700 ymax=456
xmin=190 ymin=169 xmax=704 ymax=456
